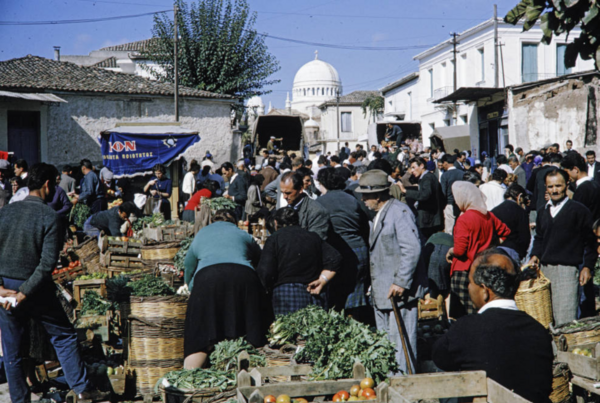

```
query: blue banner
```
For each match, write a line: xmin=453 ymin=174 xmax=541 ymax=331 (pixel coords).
xmin=101 ymin=131 xmax=200 ymax=177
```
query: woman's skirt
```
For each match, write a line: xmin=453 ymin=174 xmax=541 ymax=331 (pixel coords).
xmin=184 ymin=263 xmax=268 ymax=357
xmin=272 ymin=283 xmax=327 ymax=317
xmin=450 ymin=270 xmax=475 ymax=317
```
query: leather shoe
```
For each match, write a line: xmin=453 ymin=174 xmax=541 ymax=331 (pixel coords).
xmin=77 ymin=389 xmax=111 ymax=402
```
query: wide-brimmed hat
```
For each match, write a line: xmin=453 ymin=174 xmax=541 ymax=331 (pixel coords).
xmin=355 ymin=169 xmax=391 ymax=193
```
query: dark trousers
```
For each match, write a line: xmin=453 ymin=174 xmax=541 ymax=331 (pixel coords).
xmin=0 ymin=278 xmax=89 ymax=403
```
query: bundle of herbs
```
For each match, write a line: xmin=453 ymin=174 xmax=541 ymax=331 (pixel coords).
xmin=210 ymin=337 xmax=266 ymax=371
xmin=201 ymin=197 xmax=237 ymax=211
xmin=128 ymin=274 xmax=175 ymax=297
xmin=268 ymin=306 xmax=397 ymax=383
xmin=157 ymin=368 xmax=235 ymax=392
xmin=79 ymin=291 xmax=113 ymax=316
xmin=173 ymin=237 xmax=193 ymax=272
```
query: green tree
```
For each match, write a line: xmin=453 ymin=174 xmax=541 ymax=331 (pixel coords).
xmin=505 ymin=0 xmax=600 ymax=69
xmin=140 ymin=0 xmax=280 ymax=98
xmin=361 ymin=95 xmax=384 ymax=122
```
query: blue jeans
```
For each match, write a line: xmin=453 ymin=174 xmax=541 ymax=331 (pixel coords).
xmin=83 ymin=216 xmax=100 ymax=238
xmin=0 ymin=278 xmax=89 ymax=402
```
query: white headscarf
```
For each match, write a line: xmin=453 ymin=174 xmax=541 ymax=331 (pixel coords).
xmin=452 ymin=181 xmax=488 ymax=215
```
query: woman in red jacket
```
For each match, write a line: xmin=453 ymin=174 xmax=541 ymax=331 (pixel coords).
xmin=446 ymin=181 xmax=511 ymax=317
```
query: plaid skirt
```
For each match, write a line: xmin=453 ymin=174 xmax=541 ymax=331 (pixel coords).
xmin=345 ymin=245 xmax=370 ymax=310
xmin=450 ymin=270 xmax=475 ymax=316
xmin=272 ymin=283 xmax=327 ymax=317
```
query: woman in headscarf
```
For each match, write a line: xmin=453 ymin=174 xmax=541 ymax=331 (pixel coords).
xmin=445 ymin=181 xmax=511 ymax=317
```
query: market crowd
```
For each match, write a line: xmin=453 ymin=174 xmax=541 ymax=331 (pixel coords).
xmin=0 ymin=135 xmax=599 ymax=402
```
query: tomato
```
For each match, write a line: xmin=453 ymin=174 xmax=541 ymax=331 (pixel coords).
xmin=361 ymin=388 xmax=375 ymax=399
xmin=276 ymin=395 xmax=291 ymax=403
xmin=332 ymin=394 xmax=342 ymax=402
xmin=337 ymin=391 xmax=349 ymax=401
xmin=350 ymin=385 xmax=361 ymax=397
xmin=122 ymin=237 xmax=129 ymax=242
xmin=74 ymin=260 xmax=81 ymax=266
xmin=264 ymin=395 xmax=276 ymax=403
xmin=293 ymin=399 xmax=308 ymax=403
xmin=360 ymin=378 xmax=375 ymax=390
xmin=68 ymin=262 xmax=76 ymax=269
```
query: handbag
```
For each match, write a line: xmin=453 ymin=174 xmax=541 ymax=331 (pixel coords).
xmin=143 ymin=197 xmax=162 ymax=215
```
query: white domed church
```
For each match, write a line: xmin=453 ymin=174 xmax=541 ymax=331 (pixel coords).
xmin=291 ymin=51 xmax=342 ymax=117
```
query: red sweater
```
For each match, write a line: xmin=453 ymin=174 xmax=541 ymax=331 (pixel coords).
xmin=184 ymin=189 xmax=212 ymax=211
xmin=451 ymin=210 xmax=511 ymax=275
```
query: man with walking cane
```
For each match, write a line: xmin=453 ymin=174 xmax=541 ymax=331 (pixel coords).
xmin=356 ymin=170 xmax=427 ymax=374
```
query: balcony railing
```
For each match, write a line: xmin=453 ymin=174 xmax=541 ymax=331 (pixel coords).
xmin=431 ymin=86 xmax=454 ymax=101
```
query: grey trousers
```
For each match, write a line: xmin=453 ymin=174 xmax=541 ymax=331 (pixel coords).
xmin=444 ymin=204 xmax=455 ymax=235
xmin=374 ymin=301 xmax=418 ymax=375
xmin=541 ymin=264 xmax=579 ymax=327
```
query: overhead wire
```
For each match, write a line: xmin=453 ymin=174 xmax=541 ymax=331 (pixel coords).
xmin=0 ymin=10 xmax=170 ymax=25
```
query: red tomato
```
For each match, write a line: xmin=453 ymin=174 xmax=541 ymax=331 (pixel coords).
xmin=264 ymin=395 xmax=276 ymax=403
xmin=337 ymin=391 xmax=350 ymax=401
xmin=362 ymin=389 xmax=375 ymax=399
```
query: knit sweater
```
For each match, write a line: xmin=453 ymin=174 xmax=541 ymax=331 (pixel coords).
xmin=0 ymin=196 xmax=61 ymax=296
xmin=491 ymin=200 xmax=531 ymax=259
xmin=532 ymin=199 xmax=598 ymax=269
xmin=573 ymin=179 xmax=600 ymax=221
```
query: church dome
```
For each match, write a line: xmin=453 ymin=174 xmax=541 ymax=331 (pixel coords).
xmin=291 ymin=51 xmax=342 ymax=116
xmin=246 ymin=95 xmax=264 ymax=108
xmin=293 ymin=58 xmax=340 ymax=87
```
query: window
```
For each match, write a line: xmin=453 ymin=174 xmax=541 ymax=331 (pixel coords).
xmin=557 ymin=44 xmax=572 ymax=76
xmin=478 ymin=48 xmax=485 ymax=82
xmin=522 ymin=43 xmax=539 ymax=83
xmin=312 ymin=88 xmax=315 ymax=96
xmin=440 ymin=62 xmax=446 ymax=88
xmin=341 ymin=112 xmax=352 ymax=132
xmin=460 ymin=114 xmax=468 ymax=124
xmin=429 ymin=123 xmax=435 ymax=132
xmin=303 ymin=89 xmax=306 ymax=96
xmin=428 ymin=69 xmax=434 ymax=97
xmin=443 ymin=119 xmax=451 ymax=126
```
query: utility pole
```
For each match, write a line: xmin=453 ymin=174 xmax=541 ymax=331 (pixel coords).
xmin=494 ymin=4 xmax=499 ymax=88
xmin=174 ymin=3 xmax=179 ymax=122
xmin=336 ymin=89 xmax=341 ymax=152
xmin=450 ymin=32 xmax=459 ymax=125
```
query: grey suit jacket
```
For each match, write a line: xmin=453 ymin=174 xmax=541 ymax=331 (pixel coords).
xmin=514 ymin=165 xmax=527 ymax=188
xmin=369 ymin=198 xmax=427 ymax=310
xmin=297 ymin=196 xmax=331 ymax=241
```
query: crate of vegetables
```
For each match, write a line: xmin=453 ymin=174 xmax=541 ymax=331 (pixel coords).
xmin=102 ymin=252 xmax=148 ymax=270
xmin=73 ymin=274 xmax=107 ymax=305
xmin=556 ymin=342 xmax=600 ymax=381
xmin=551 ymin=317 xmax=600 ymax=352
xmin=142 ymin=219 xmax=193 ymax=243
xmin=101 ymin=236 xmax=143 ymax=256
xmin=52 ymin=260 xmax=85 ymax=282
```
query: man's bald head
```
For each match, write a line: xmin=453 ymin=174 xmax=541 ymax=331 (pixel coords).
xmin=468 ymin=249 xmax=521 ymax=309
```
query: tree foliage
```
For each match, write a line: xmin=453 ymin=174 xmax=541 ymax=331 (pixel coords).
xmin=505 ymin=0 xmax=600 ymax=69
xmin=361 ymin=95 xmax=384 ymax=121
xmin=140 ymin=0 xmax=280 ymax=98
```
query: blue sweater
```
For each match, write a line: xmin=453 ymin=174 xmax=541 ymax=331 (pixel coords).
xmin=184 ymin=221 xmax=261 ymax=290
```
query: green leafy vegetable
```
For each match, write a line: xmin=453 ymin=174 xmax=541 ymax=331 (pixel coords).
xmin=210 ymin=337 xmax=266 ymax=371
xmin=132 ymin=213 xmax=165 ymax=231
xmin=269 ymin=306 xmax=398 ymax=383
xmin=157 ymin=368 xmax=236 ymax=392
xmin=201 ymin=197 xmax=237 ymax=211
xmin=79 ymin=291 xmax=113 ymax=316
xmin=76 ymin=273 xmax=108 ymax=281
xmin=128 ymin=274 xmax=175 ymax=297
xmin=174 ymin=237 xmax=194 ymax=272
xmin=70 ymin=203 xmax=91 ymax=229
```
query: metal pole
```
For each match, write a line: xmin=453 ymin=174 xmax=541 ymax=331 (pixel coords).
xmin=451 ymin=32 xmax=458 ymax=125
xmin=174 ymin=4 xmax=179 ymax=122
xmin=494 ymin=4 xmax=499 ymax=88
xmin=336 ymin=90 xmax=340 ymax=153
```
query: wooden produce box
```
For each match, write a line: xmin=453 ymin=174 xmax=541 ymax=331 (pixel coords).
xmin=52 ymin=264 xmax=85 ymax=283
xmin=418 ymin=294 xmax=445 ymax=321
xmin=101 ymin=236 xmax=143 ymax=256
xmin=556 ymin=342 xmax=600 ymax=381
xmin=73 ymin=278 xmax=107 ymax=305
xmin=102 ymin=252 xmax=147 ymax=269
xmin=76 ymin=312 xmax=111 ymax=342
xmin=142 ymin=221 xmax=192 ymax=242
xmin=389 ymin=371 xmax=533 ymax=403
xmin=238 ymin=351 xmax=311 ymax=384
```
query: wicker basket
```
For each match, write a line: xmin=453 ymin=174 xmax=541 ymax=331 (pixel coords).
xmin=515 ymin=270 xmax=553 ymax=328
xmin=159 ymin=385 xmax=236 ymax=403
xmin=550 ymin=362 xmax=571 ymax=403
xmin=70 ymin=237 xmax=102 ymax=274
xmin=128 ymin=295 xmax=188 ymax=396
xmin=551 ymin=316 xmax=600 ymax=351
xmin=141 ymin=242 xmax=181 ymax=262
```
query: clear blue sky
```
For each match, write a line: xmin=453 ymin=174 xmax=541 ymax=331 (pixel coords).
xmin=0 ymin=0 xmax=515 ymax=107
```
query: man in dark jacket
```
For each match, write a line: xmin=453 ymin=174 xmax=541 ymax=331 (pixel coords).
xmin=491 ymin=184 xmax=531 ymax=261
xmin=433 ymin=249 xmax=553 ymax=403
xmin=75 ymin=159 xmax=106 ymax=213
xmin=440 ymin=154 xmax=464 ymax=234
xmin=526 ymin=153 xmax=561 ymax=213
xmin=0 ymin=163 xmax=107 ymax=403
xmin=222 ymin=161 xmax=248 ymax=220
xmin=398 ymin=157 xmax=444 ymax=239
xmin=84 ymin=202 xmax=138 ymax=237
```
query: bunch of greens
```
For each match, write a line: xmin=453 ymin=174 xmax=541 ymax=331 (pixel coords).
xmin=79 ymin=291 xmax=113 ymax=316
xmin=201 ymin=197 xmax=237 ymax=211
xmin=157 ymin=368 xmax=235 ymax=392
xmin=70 ymin=203 xmax=92 ymax=229
xmin=174 ymin=237 xmax=194 ymax=272
xmin=210 ymin=337 xmax=266 ymax=371
xmin=77 ymin=273 xmax=108 ymax=281
xmin=106 ymin=276 xmax=132 ymax=303
xmin=132 ymin=213 xmax=165 ymax=231
xmin=269 ymin=306 xmax=397 ymax=383
xmin=128 ymin=274 xmax=175 ymax=297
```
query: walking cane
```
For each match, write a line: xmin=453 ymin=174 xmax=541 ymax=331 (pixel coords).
xmin=390 ymin=295 xmax=414 ymax=375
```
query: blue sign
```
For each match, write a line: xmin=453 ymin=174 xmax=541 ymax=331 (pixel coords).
xmin=101 ymin=131 xmax=200 ymax=177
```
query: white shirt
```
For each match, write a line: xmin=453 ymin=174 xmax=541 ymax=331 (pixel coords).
xmin=182 ymin=171 xmax=196 ymax=195
xmin=547 ymin=196 xmax=568 ymax=218
xmin=373 ymin=200 xmax=390 ymax=231
xmin=9 ymin=187 xmax=29 ymax=204
xmin=497 ymin=164 xmax=514 ymax=174
xmin=479 ymin=181 xmax=506 ymax=211
xmin=478 ymin=299 xmax=519 ymax=314
xmin=576 ymin=175 xmax=593 ymax=188
xmin=588 ymin=162 xmax=596 ymax=177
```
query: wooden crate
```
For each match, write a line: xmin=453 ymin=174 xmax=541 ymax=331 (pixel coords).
xmin=102 ymin=252 xmax=147 ymax=269
xmin=76 ymin=312 xmax=111 ymax=342
xmin=389 ymin=371 xmax=533 ymax=403
xmin=238 ymin=351 xmax=312 ymax=384
xmin=73 ymin=278 xmax=107 ymax=305
xmin=101 ymin=237 xmax=143 ymax=256
xmin=556 ymin=342 xmax=600 ymax=381
xmin=142 ymin=221 xmax=192 ymax=243
xmin=418 ymin=294 xmax=445 ymax=321
xmin=52 ymin=264 xmax=85 ymax=283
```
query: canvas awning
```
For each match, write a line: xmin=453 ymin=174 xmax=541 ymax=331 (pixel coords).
xmin=430 ymin=125 xmax=471 ymax=153
xmin=0 ymin=90 xmax=67 ymax=103
xmin=433 ymin=87 xmax=503 ymax=104
xmin=99 ymin=124 xmax=200 ymax=177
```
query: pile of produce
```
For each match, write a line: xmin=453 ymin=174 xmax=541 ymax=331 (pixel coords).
xmin=52 ymin=259 xmax=82 ymax=276
xmin=210 ymin=337 xmax=266 ymax=371
xmin=128 ymin=274 xmax=175 ymax=297
xmin=173 ymin=237 xmax=193 ymax=272
xmin=262 ymin=377 xmax=378 ymax=403
xmin=572 ymin=347 xmax=594 ymax=357
xmin=76 ymin=273 xmax=108 ymax=281
xmin=70 ymin=203 xmax=91 ymax=229
xmin=201 ymin=196 xmax=237 ymax=211
xmin=79 ymin=291 xmax=113 ymax=316
xmin=268 ymin=306 xmax=397 ymax=383
xmin=132 ymin=213 xmax=177 ymax=231
xmin=159 ymin=368 xmax=236 ymax=391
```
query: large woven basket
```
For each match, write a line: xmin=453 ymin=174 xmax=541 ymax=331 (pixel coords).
xmin=71 ymin=237 xmax=102 ymax=273
xmin=159 ymin=385 xmax=236 ymax=403
xmin=550 ymin=362 xmax=571 ymax=403
xmin=515 ymin=270 xmax=553 ymax=328
xmin=551 ymin=316 xmax=600 ymax=351
xmin=141 ymin=242 xmax=181 ymax=262
xmin=128 ymin=295 xmax=188 ymax=397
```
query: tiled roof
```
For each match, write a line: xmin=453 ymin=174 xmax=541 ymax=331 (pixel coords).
xmin=0 ymin=55 xmax=233 ymax=99
xmin=92 ymin=56 xmax=118 ymax=68
xmin=99 ymin=38 xmax=156 ymax=52
xmin=318 ymin=90 xmax=380 ymax=107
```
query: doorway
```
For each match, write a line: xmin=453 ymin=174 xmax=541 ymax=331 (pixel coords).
xmin=7 ymin=111 xmax=41 ymax=164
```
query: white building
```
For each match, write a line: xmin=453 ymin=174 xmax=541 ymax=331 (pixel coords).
xmin=291 ymin=51 xmax=342 ymax=118
xmin=381 ymin=18 xmax=594 ymax=157
xmin=317 ymin=90 xmax=379 ymax=155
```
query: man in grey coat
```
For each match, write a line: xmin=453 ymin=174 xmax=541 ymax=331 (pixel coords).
xmin=356 ymin=170 xmax=426 ymax=374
